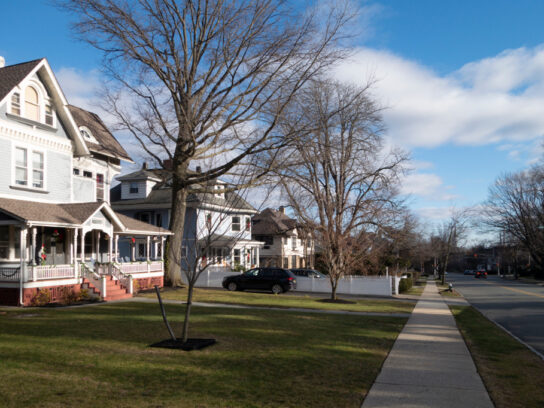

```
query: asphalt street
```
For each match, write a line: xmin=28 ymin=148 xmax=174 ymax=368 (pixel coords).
xmin=448 ymin=273 xmax=544 ymax=357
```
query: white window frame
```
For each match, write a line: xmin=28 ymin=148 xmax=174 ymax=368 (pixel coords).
xmin=129 ymin=182 xmax=139 ymax=194
xmin=12 ymin=144 xmax=47 ymax=191
xmin=10 ymin=92 xmax=21 ymax=116
xmin=231 ymin=216 xmax=241 ymax=232
xmin=79 ymin=126 xmax=98 ymax=144
xmin=8 ymin=81 xmax=56 ymax=128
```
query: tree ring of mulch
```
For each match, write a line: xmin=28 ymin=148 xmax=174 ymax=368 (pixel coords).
xmin=149 ymin=338 xmax=216 ymax=351
xmin=317 ymin=298 xmax=357 ymax=304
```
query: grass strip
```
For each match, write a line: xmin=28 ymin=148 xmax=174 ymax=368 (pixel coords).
xmin=451 ymin=305 xmax=544 ymax=408
xmin=140 ymin=287 xmax=415 ymax=314
xmin=0 ymin=302 xmax=406 ymax=408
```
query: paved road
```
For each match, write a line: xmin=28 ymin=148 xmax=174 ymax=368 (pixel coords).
xmin=449 ymin=273 xmax=544 ymax=357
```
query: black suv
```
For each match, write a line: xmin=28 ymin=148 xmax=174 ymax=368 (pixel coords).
xmin=222 ymin=267 xmax=297 ymax=294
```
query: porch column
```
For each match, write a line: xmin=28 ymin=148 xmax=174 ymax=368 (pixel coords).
xmin=95 ymin=231 xmax=100 ymax=262
xmin=80 ymin=229 xmax=85 ymax=263
xmin=108 ymin=233 xmax=113 ymax=263
xmin=72 ymin=229 xmax=78 ymax=264
xmin=31 ymin=227 xmax=37 ymax=281
xmin=153 ymin=240 xmax=158 ymax=260
xmin=146 ymin=236 xmax=151 ymax=261
xmin=160 ymin=237 xmax=165 ymax=261
xmin=131 ymin=240 xmax=135 ymax=262
xmin=20 ymin=228 xmax=27 ymax=282
xmin=256 ymin=246 xmax=260 ymax=267
xmin=114 ymin=235 xmax=119 ymax=262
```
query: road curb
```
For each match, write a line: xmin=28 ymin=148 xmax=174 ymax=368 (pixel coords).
xmin=469 ymin=303 xmax=544 ymax=361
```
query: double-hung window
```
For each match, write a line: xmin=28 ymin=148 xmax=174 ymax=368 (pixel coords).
xmin=11 ymin=93 xmax=21 ymax=115
xmin=25 ymin=87 xmax=40 ymax=122
xmin=15 ymin=148 xmax=28 ymax=186
xmin=231 ymin=216 xmax=241 ymax=232
xmin=15 ymin=147 xmax=44 ymax=189
xmin=45 ymin=104 xmax=54 ymax=126
xmin=32 ymin=152 xmax=44 ymax=188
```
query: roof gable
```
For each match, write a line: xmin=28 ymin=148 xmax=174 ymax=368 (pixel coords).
xmin=0 ymin=59 xmax=42 ymax=103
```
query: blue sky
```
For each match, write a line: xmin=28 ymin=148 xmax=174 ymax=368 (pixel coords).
xmin=2 ymin=0 xmax=544 ymax=229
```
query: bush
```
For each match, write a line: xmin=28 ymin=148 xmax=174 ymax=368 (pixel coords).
xmin=31 ymin=288 xmax=51 ymax=306
xmin=60 ymin=287 xmax=79 ymax=305
xmin=398 ymin=277 xmax=413 ymax=293
xmin=79 ymin=288 xmax=90 ymax=300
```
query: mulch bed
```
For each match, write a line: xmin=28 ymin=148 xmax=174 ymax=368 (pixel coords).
xmin=317 ymin=298 xmax=356 ymax=305
xmin=149 ymin=338 xmax=216 ymax=351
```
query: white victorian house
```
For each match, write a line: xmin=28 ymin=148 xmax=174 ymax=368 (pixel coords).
xmin=111 ymin=165 xmax=264 ymax=276
xmin=0 ymin=57 xmax=171 ymax=306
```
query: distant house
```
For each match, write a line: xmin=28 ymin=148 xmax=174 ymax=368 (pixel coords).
xmin=251 ymin=207 xmax=314 ymax=269
xmin=0 ymin=57 xmax=170 ymax=306
xmin=111 ymin=165 xmax=264 ymax=273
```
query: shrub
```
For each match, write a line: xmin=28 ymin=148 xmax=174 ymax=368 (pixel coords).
xmin=60 ymin=287 xmax=79 ymax=305
xmin=31 ymin=288 xmax=51 ymax=306
xmin=79 ymin=288 xmax=90 ymax=300
xmin=398 ymin=277 xmax=413 ymax=293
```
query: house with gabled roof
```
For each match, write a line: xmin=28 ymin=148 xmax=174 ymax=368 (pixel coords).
xmin=252 ymin=207 xmax=315 ymax=269
xmin=111 ymin=164 xmax=264 ymax=274
xmin=0 ymin=57 xmax=171 ymax=306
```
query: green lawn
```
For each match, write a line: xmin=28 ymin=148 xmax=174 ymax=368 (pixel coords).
xmin=0 ymin=302 xmax=407 ymax=408
xmin=140 ymin=287 xmax=415 ymax=314
xmin=451 ymin=306 xmax=544 ymax=408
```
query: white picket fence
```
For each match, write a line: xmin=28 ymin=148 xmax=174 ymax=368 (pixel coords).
xmin=194 ymin=268 xmax=401 ymax=297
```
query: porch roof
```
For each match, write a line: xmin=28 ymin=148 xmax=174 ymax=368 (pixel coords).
xmin=114 ymin=212 xmax=172 ymax=236
xmin=0 ymin=198 xmax=172 ymax=235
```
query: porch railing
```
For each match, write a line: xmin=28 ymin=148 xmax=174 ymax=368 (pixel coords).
xmin=118 ymin=262 xmax=163 ymax=274
xmin=0 ymin=267 xmax=20 ymax=281
xmin=111 ymin=263 xmax=133 ymax=294
xmin=35 ymin=264 xmax=75 ymax=280
xmin=148 ymin=261 xmax=163 ymax=273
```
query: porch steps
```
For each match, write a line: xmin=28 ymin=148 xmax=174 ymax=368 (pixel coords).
xmin=82 ymin=276 xmax=132 ymax=302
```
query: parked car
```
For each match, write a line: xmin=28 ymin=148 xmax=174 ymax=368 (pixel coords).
xmin=222 ymin=267 xmax=297 ymax=294
xmin=290 ymin=268 xmax=326 ymax=279
xmin=475 ymin=270 xmax=487 ymax=279
xmin=463 ymin=269 xmax=474 ymax=275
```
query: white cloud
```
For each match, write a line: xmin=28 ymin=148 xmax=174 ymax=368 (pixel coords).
xmin=399 ymin=173 xmax=457 ymax=201
xmin=56 ymin=67 xmax=102 ymax=111
xmin=334 ymin=45 xmax=544 ymax=148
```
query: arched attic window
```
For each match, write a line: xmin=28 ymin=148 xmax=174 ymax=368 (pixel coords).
xmin=25 ymin=86 xmax=40 ymax=122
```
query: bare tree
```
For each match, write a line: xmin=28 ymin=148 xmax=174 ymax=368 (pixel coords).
xmin=275 ymin=78 xmax=407 ymax=300
xmin=482 ymin=166 xmax=544 ymax=278
xmin=430 ymin=210 xmax=467 ymax=284
xmin=59 ymin=0 xmax=355 ymax=285
xmin=179 ymin=180 xmax=257 ymax=342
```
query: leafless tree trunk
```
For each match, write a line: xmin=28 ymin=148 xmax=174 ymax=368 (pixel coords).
xmin=59 ymin=0 xmax=355 ymax=286
xmin=274 ymin=78 xmax=407 ymax=300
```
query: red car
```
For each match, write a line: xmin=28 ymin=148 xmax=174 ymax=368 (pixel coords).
xmin=475 ymin=270 xmax=487 ymax=279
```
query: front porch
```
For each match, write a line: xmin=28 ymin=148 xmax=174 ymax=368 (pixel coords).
xmin=0 ymin=198 xmax=171 ymax=306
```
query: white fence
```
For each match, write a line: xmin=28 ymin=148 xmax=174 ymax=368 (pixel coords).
xmin=195 ymin=269 xmax=398 ymax=297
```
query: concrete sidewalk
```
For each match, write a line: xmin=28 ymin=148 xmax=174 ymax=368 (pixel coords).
xmin=361 ymin=282 xmax=494 ymax=408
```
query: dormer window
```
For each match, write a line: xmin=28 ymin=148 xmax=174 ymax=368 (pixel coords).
xmin=80 ymin=127 xmax=98 ymax=144
xmin=9 ymin=85 xmax=56 ymax=127
xmin=129 ymin=183 xmax=139 ymax=194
